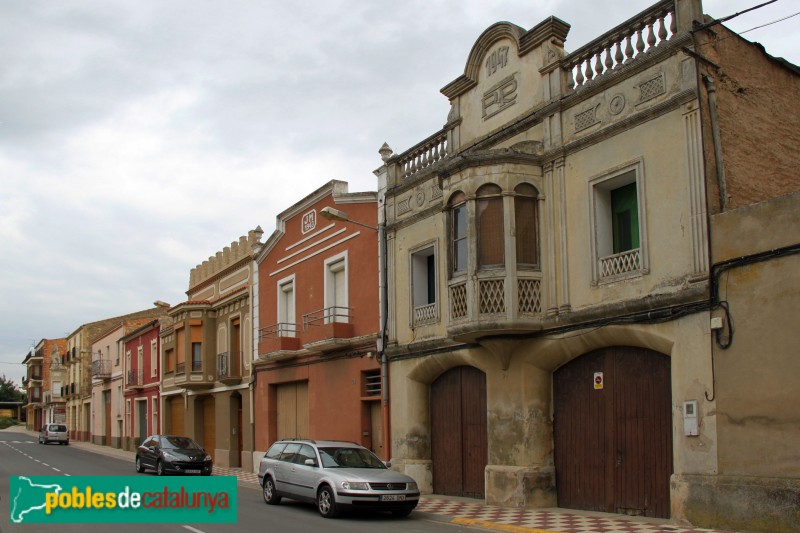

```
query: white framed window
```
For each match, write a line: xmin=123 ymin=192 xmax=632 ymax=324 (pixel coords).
xmin=277 ymin=274 xmax=296 ymax=336
xmin=150 ymin=340 xmax=158 ymax=378
xmin=410 ymin=242 xmax=438 ymax=326
xmin=589 ymin=159 xmax=649 ymax=284
xmin=324 ymin=252 xmax=348 ymax=323
xmin=151 ymin=396 xmax=159 ymax=435
xmin=448 ymin=191 xmax=468 ymax=277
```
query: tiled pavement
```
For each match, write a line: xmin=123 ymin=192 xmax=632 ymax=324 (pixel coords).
xmin=3 ymin=425 xmax=736 ymax=533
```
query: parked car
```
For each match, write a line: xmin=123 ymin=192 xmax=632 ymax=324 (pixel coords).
xmin=258 ymin=439 xmax=420 ymax=518
xmin=135 ymin=435 xmax=212 ymax=476
xmin=38 ymin=423 xmax=69 ymax=445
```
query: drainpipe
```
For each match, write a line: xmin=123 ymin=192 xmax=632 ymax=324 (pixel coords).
xmin=378 ymin=210 xmax=391 ymax=461
xmin=703 ymin=75 xmax=728 ymax=211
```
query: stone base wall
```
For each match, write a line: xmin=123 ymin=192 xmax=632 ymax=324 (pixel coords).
xmin=672 ymin=474 xmax=800 ymax=533
xmin=486 ymin=465 xmax=556 ymax=508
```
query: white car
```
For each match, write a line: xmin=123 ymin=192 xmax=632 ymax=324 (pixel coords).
xmin=258 ymin=439 xmax=419 ymax=518
xmin=38 ymin=423 xmax=69 ymax=445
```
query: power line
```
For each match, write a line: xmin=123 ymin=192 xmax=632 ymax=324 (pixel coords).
xmin=739 ymin=11 xmax=800 ymax=34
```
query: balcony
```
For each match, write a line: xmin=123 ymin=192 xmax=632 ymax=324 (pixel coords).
xmin=173 ymin=360 xmax=213 ymax=390
xmin=302 ymin=307 xmax=355 ymax=352
xmin=447 ymin=272 xmax=546 ymax=342
xmin=126 ymin=369 xmax=143 ymax=390
xmin=91 ymin=359 xmax=112 ymax=380
xmin=217 ymin=352 xmax=242 ymax=385
xmin=258 ymin=323 xmax=302 ymax=360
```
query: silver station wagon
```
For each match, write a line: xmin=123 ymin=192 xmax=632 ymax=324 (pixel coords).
xmin=258 ymin=439 xmax=420 ymax=518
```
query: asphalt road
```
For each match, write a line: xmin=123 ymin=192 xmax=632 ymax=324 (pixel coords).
xmin=0 ymin=431 xmax=473 ymax=533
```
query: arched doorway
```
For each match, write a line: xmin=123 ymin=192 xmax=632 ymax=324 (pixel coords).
xmin=554 ymin=346 xmax=672 ymax=518
xmin=431 ymin=366 xmax=487 ymax=498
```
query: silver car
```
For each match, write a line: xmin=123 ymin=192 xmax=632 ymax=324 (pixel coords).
xmin=258 ymin=440 xmax=420 ymax=518
xmin=38 ymin=423 xmax=69 ymax=445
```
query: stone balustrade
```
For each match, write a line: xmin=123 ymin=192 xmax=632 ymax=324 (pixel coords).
xmin=396 ymin=128 xmax=448 ymax=181
xmin=562 ymin=0 xmax=675 ymax=91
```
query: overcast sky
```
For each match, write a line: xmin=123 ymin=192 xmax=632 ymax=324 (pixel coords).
xmin=1 ymin=0 xmax=797 ymax=383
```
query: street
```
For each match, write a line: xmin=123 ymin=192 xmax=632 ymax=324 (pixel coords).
xmin=0 ymin=432 xmax=472 ymax=533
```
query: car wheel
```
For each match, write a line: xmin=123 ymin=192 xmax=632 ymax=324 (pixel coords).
xmin=392 ymin=508 xmax=413 ymax=518
xmin=262 ymin=477 xmax=281 ymax=505
xmin=156 ymin=460 xmax=165 ymax=476
xmin=317 ymin=485 xmax=338 ymax=518
xmin=136 ymin=456 xmax=145 ymax=473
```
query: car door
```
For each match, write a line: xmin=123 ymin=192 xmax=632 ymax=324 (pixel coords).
xmin=140 ymin=436 xmax=159 ymax=468
xmin=274 ymin=443 xmax=302 ymax=497
xmin=289 ymin=444 xmax=320 ymax=502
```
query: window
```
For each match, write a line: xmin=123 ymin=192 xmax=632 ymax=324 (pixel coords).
xmin=477 ymin=184 xmax=505 ymax=268
xmin=137 ymin=346 xmax=143 ymax=381
xmin=152 ymin=397 xmax=158 ymax=435
xmin=191 ymin=342 xmax=202 ymax=372
xmin=164 ymin=348 xmax=174 ymax=373
xmin=590 ymin=163 xmax=648 ymax=282
xmin=150 ymin=340 xmax=158 ymax=378
xmin=324 ymin=253 xmax=348 ymax=323
xmin=411 ymin=244 xmax=437 ymax=325
xmin=448 ymin=192 xmax=468 ymax=275
xmin=277 ymin=276 xmax=296 ymax=336
xmin=514 ymin=183 xmax=540 ymax=269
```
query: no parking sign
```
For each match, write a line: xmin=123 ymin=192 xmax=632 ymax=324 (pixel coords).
xmin=593 ymin=372 xmax=604 ymax=390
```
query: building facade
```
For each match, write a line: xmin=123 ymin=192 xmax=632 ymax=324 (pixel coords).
xmin=121 ymin=319 xmax=163 ymax=451
xmin=375 ymin=0 xmax=798 ymax=530
xmin=252 ymin=180 xmax=383 ymax=467
xmin=23 ymin=338 xmax=66 ymax=431
xmin=64 ymin=304 xmax=169 ymax=442
xmin=160 ymin=231 xmax=258 ymax=469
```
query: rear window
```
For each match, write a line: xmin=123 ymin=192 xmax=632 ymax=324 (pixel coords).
xmin=266 ymin=442 xmax=287 ymax=459
xmin=49 ymin=425 xmax=67 ymax=432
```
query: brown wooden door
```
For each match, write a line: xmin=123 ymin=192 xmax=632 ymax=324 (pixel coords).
xmin=431 ymin=366 xmax=487 ymax=498
xmin=277 ymin=382 xmax=309 ymax=440
xmin=168 ymin=396 xmax=185 ymax=435
xmin=202 ymin=396 xmax=216 ymax=462
xmin=554 ymin=347 xmax=672 ymax=518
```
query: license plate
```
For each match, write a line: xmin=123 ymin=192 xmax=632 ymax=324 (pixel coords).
xmin=380 ymin=495 xmax=405 ymax=502
xmin=186 ymin=469 xmax=201 ymax=474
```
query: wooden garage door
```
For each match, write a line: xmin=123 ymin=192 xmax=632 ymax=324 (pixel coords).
xmin=202 ymin=396 xmax=216 ymax=461
xmin=277 ymin=382 xmax=308 ymax=440
xmin=168 ymin=396 xmax=184 ymax=435
xmin=431 ymin=366 xmax=487 ymax=498
xmin=554 ymin=346 xmax=672 ymax=518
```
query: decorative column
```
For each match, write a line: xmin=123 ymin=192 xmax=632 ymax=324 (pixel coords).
xmin=683 ymin=100 xmax=709 ymax=276
xmin=556 ymin=157 xmax=571 ymax=313
xmin=543 ymin=162 xmax=558 ymax=316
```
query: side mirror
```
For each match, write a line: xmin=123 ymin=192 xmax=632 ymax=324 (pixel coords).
xmin=304 ymin=459 xmax=317 ymax=467
xmin=383 ymin=461 xmax=392 ymax=468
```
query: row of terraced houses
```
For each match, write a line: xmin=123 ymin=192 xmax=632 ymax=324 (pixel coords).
xmin=20 ymin=1 xmax=800 ymax=531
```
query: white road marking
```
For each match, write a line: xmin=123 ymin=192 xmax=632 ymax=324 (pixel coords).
xmin=182 ymin=526 xmax=207 ymax=533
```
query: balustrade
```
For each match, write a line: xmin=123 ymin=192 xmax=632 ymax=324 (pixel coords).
xmin=562 ymin=0 xmax=675 ymax=91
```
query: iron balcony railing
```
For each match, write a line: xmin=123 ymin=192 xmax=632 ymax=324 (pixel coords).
xmin=127 ymin=369 xmax=143 ymax=387
xmin=91 ymin=359 xmax=111 ymax=378
xmin=217 ymin=352 xmax=242 ymax=379
xmin=302 ymin=306 xmax=353 ymax=329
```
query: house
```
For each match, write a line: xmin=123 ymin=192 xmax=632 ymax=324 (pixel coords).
xmin=159 ymin=231 xmax=258 ymax=468
xmin=252 ymin=180 xmax=384 ymax=467
xmin=64 ymin=303 xmax=170 ymax=442
xmin=121 ymin=319 xmax=164 ymax=451
xmin=90 ymin=316 xmax=167 ymax=448
xmin=22 ymin=338 xmax=66 ymax=431
xmin=373 ymin=0 xmax=799 ymax=530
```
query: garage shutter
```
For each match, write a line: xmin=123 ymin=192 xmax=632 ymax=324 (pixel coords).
xmin=168 ymin=396 xmax=185 ymax=435
xmin=202 ymin=396 xmax=216 ymax=461
xmin=277 ymin=381 xmax=308 ymax=440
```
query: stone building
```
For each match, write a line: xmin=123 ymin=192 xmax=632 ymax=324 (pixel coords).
xmin=251 ymin=180 xmax=383 ymax=468
xmin=160 ymin=230 xmax=258 ymax=468
xmin=374 ymin=0 xmax=799 ymax=530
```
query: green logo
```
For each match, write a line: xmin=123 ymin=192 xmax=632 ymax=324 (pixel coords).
xmin=10 ymin=476 xmax=237 ymax=523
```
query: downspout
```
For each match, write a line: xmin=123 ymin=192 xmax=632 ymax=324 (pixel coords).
xmin=378 ymin=205 xmax=391 ymax=461
xmin=702 ymin=74 xmax=728 ymax=211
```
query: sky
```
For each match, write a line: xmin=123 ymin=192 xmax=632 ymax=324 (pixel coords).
xmin=1 ymin=0 xmax=797 ymax=384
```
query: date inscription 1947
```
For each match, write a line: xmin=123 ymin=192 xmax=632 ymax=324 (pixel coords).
xmin=485 ymin=46 xmax=510 ymax=77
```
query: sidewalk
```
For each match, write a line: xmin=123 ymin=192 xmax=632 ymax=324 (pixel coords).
xmin=3 ymin=425 xmax=736 ymax=533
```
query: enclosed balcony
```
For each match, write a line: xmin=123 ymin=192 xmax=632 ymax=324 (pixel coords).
xmin=302 ymin=306 xmax=355 ymax=352
xmin=91 ymin=359 xmax=112 ymax=380
xmin=258 ymin=323 xmax=302 ymax=360
xmin=447 ymin=272 xmax=545 ymax=342
xmin=217 ymin=351 xmax=242 ymax=385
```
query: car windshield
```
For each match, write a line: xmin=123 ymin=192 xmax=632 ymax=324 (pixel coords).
xmin=318 ymin=447 xmax=386 ymax=469
xmin=162 ymin=436 xmax=201 ymax=450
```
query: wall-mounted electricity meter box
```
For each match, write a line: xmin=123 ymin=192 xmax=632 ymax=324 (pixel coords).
xmin=683 ymin=400 xmax=699 ymax=436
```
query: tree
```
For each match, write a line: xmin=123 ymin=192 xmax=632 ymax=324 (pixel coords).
xmin=0 ymin=374 xmax=24 ymax=402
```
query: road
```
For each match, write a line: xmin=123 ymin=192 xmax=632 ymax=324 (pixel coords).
xmin=0 ymin=432 xmax=473 ymax=533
